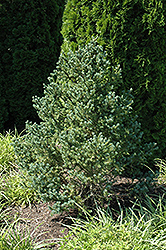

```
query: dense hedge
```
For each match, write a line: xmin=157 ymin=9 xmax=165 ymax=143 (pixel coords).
xmin=61 ymin=0 xmax=166 ymax=158
xmin=0 ymin=0 xmax=65 ymax=132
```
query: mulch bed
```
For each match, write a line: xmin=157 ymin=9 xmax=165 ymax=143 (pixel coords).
xmin=8 ymin=202 xmax=74 ymax=249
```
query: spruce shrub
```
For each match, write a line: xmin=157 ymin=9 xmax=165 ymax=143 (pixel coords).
xmin=13 ymin=39 xmax=156 ymax=213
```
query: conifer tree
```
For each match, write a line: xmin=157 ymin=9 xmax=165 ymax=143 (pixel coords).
xmin=61 ymin=0 xmax=166 ymax=158
xmin=0 ymin=0 xmax=65 ymax=132
xmin=14 ymin=39 xmax=156 ymax=213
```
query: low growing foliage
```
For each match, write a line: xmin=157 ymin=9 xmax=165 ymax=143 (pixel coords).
xmin=0 ymin=169 xmax=38 ymax=207
xmin=0 ymin=132 xmax=38 ymax=207
xmin=58 ymin=199 xmax=166 ymax=250
xmin=13 ymin=39 xmax=156 ymax=213
xmin=0 ymin=217 xmax=51 ymax=250
xmin=0 ymin=132 xmax=16 ymax=173
xmin=156 ymin=159 xmax=166 ymax=185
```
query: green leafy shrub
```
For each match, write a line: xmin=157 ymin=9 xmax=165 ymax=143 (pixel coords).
xmin=61 ymin=0 xmax=166 ymax=158
xmin=13 ymin=39 xmax=156 ymax=213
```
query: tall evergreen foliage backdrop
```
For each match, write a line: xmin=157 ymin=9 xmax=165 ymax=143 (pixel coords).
xmin=0 ymin=0 xmax=65 ymax=132
xmin=61 ymin=0 xmax=166 ymax=158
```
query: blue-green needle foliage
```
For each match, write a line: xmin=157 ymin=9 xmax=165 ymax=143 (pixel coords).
xmin=13 ymin=39 xmax=156 ymax=213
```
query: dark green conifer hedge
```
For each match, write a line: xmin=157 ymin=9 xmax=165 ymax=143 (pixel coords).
xmin=61 ymin=0 xmax=166 ymax=158
xmin=0 ymin=0 xmax=65 ymax=132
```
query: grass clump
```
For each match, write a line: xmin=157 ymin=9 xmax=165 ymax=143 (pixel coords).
xmin=0 ymin=131 xmax=16 ymax=173
xmin=0 ymin=131 xmax=38 ymax=208
xmin=59 ymin=197 xmax=166 ymax=250
xmin=0 ymin=168 xmax=38 ymax=207
xmin=156 ymin=159 xmax=166 ymax=185
xmin=0 ymin=216 xmax=51 ymax=250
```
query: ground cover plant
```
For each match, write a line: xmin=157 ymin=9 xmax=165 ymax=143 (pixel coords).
xmin=0 ymin=219 xmax=50 ymax=250
xmin=0 ymin=131 xmax=38 ymax=207
xmin=157 ymin=159 xmax=166 ymax=185
xmin=59 ymin=196 xmax=166 ymax=250
xmin=0 ymin=132 xmax=16 ymax=173
xmin=13 ymin=38 xmax=157 ymax=215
